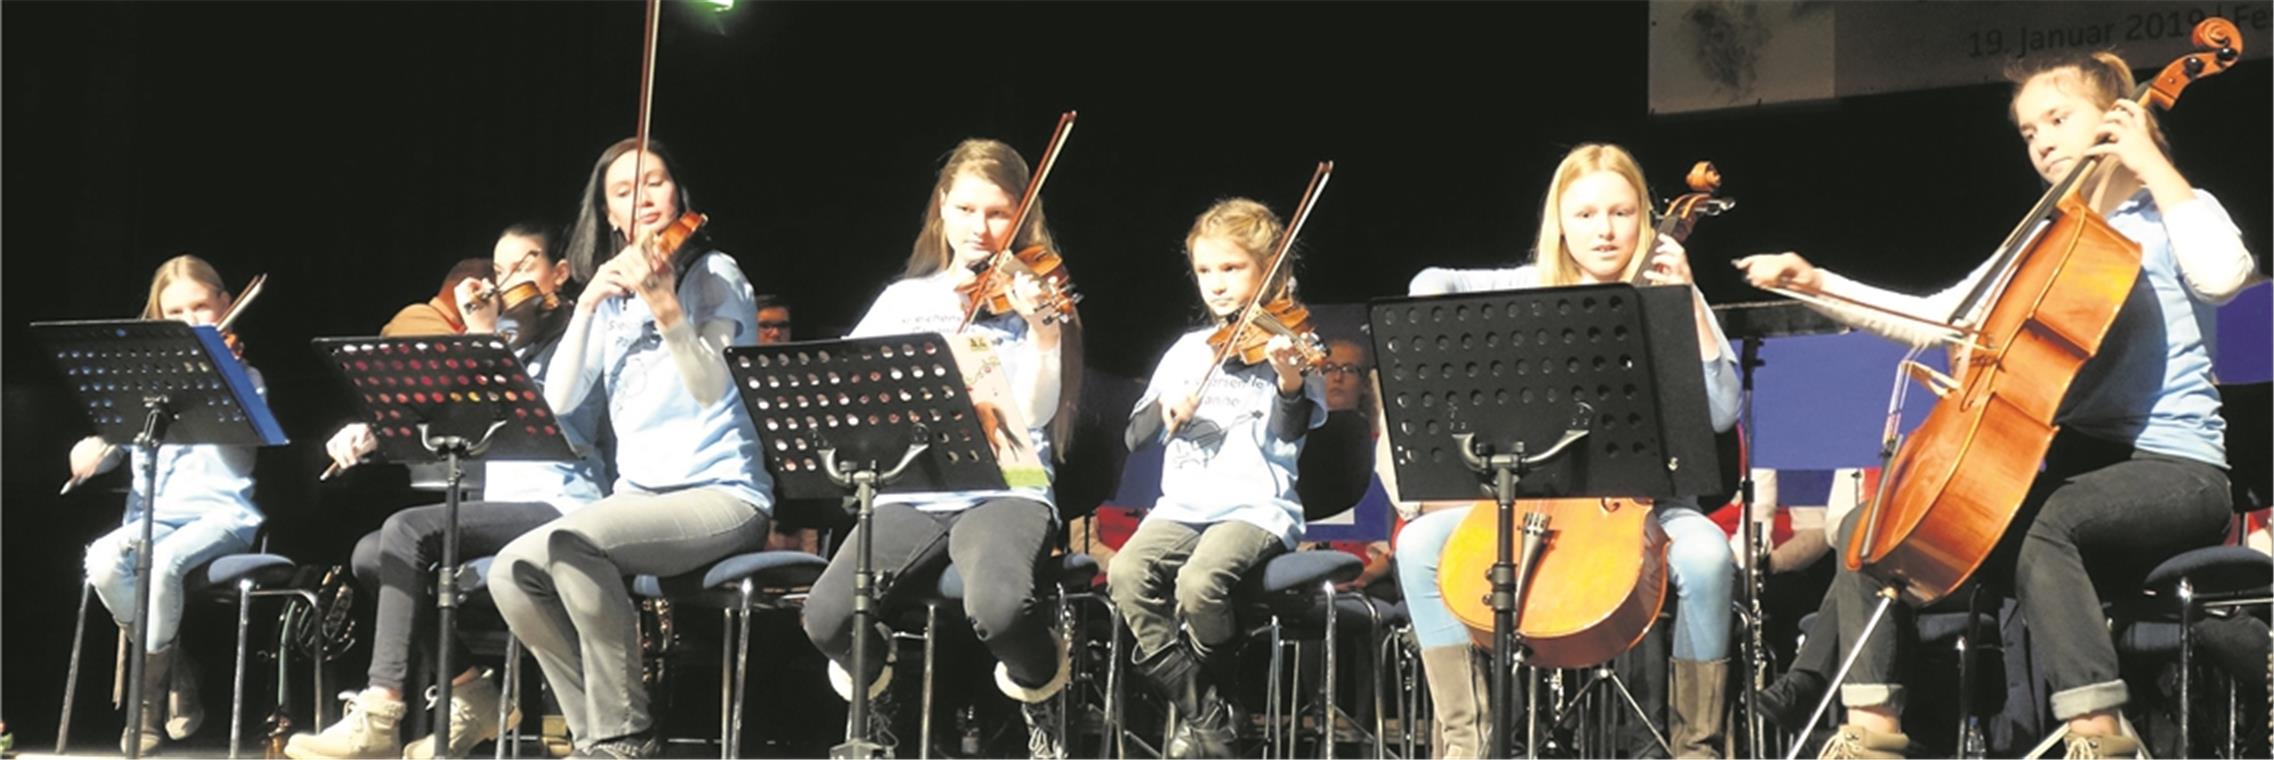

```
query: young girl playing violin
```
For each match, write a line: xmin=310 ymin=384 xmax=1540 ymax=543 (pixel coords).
xmin=486 ymin=139 xmax=773 ymax=760
xmin=800 ymin=138 xmax=1077 ymax=760
xmin=287 ymin=223 xmax=609 ymax=760
xmin=1737 ymin=51 xmax=2256 ymax=760
xmin=1113 ymin=198 xmax=1328 ymax=759
xmin=1394 ymin=143 xmax=1742 ymax=759
xmin=72 ymin=254 xmax=265 ymax=755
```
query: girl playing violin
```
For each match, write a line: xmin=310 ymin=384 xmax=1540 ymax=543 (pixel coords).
xmin=1737 ymin=51 xmax=2256 ymax=760
xmin=1395 ymin=143 xmax=1742 ymax=758
xmin=1113 ymin=198 xmax=1328 ymax=759
xmin=72 ymin=254 xmax=266 ymax=755
xmin=487 ymin=139 xmax=772 ymax=760
xmin=800 ymin=138 xmax=1076 ymax=760
xmin=287 ymin=223 xmax=608 ymax=760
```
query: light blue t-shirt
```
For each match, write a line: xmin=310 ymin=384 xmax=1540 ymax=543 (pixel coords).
xmin=850 ymin=270 xmax=1058 ymax=513
xmin=124 ymin=369 xmax=266 ymax=545
xmin=573 ymin=250 xmax=772 ymax=510
xmin=1132 ymin=328 xmax=1329 ymax=548
xmin=482 ymin=335 xmax=609 ymax=513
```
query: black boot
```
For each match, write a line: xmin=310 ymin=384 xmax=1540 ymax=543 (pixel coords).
xmin=1133 ymin=643 xmax=1237 ymax=760
xmin=1754 ymin=667 xmax=1827 ymax=734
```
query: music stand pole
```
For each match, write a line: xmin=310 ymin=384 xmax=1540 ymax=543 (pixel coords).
xmin=824 ymin=441 xmax=927 ymax=760
xmin=122 ymin=399 xmax=173 ymax=760
xmin=425 ymin=424 xmax=502 ymax=759
xmin=1457 ymin=429 xmax=1586 ymax=760
xmin=1736 ymin=334 xmax=1774 ymax=756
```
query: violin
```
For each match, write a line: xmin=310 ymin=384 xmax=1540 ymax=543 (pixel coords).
xmin=1197 ymin=161 xmax=1334 ymax=386
xmin=215 ymin=273 xmax=267 ymax=359
xmin=1830 ymin=19 xmax=2242 ymax=606
xmin=956 ymin=111 xmax=1081 ymax=331
xmin=490 ymin=274 xmax=571 ymax=355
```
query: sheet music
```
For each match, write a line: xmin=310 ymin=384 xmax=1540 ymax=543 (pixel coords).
xmin=946 ymin=335 xmax=1049 ymax=490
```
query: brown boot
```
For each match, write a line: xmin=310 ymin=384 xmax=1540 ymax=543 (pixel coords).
xmin=1421 ymin=646 xmax=1487 ymax=759
xmin=121 ymin=645 xmax=172 ymax=755
xmin=1670 ymin=658 xmax=1728 ymax=759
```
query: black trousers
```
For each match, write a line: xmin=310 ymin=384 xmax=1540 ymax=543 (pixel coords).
xmin=1821 ymin=432 xmax=2229 ymax=719
xmin=351 ymin=500 xmax=564 ymax=691
xmin=801 ymin=497 xmax=1060 ymax=689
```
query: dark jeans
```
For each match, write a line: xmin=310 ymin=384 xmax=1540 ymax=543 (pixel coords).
xmin=802 ymin=497 xmax=1059 ymax=688
xmin=1826 ymin=432 xmax=2229 ymax=719
xmin=351 ymin=500 xmax=564 ymax=692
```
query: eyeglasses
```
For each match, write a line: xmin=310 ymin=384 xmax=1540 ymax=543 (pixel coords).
xmin=1321 ymin=362 xmax=1363 ymax=376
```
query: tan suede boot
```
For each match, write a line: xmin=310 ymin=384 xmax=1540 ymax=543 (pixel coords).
xmin=1421 ymin=646 xmax=1487 ymax=759
xmin=1670 ymin=658 xmax=1728 ymax=758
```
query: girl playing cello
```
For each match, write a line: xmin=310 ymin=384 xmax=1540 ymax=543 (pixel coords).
xmin=1738 ymin=49 xmax=2256 ymax=760
xmin=1395 ymin=143 xmax=1742 ymax=758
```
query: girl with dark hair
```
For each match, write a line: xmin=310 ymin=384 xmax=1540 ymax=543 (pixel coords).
xmin=287 ymin=224 xmax=606 ymax=760
xmin=486 ymin=139 xmax=772 ymax=759
xmin=1738 ymin=51 xmax=2257 ymax=760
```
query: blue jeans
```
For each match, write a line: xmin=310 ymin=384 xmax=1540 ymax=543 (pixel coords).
xmin=1394 ymin=502 xmax=1735 ymax=661
xmin=85 ymin=511 xmax=254 ymax=653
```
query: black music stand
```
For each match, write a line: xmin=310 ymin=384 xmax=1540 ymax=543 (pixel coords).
xmin=33 ymin=319 xmax=289 ymax=759
xmin=1369 ymin=283 xmax=1722 ymax=760
xmin=1712 ymin=299 xmax=1851 ymax=757
xmin=313 ymin=335 xmax=575 ymax=757
xmin=724 ymin=334 xmax=1009 ymax=760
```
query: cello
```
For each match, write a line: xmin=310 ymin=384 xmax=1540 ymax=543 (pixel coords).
xmin=1825 ymin=20 xmax=2244 ymax=606
xmin=1437 ymin=161 xmax=1734 ymax=668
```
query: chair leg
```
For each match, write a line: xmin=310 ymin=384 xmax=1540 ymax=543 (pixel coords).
xmin=718 ymin=607 xmax=733 ymax=760
xmin=1104 ymin=603 xmax=1125 ymax=760
xmin=1322 ymin=583 xmax=1339 ymax=760
xmin=58 ymin=580 xmax=94 ymax=754
xmin=498 ymin=635 xmax=521 ymax=760
xmin=1267 ymin=615 xmax=1284 ymax=760
xmin=920 ymin=601 xmax=938 ymax=760
xmin=731 ymin=582 xmax=755 ymax=759
xmin=231 ymin=579 xmax=253 ymax=760
xmin=2180 ymin=577 xmax=2196 ymax=759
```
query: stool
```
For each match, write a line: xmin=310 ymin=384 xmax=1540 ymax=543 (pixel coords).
xmin=1237 ymin=550 xmax=1364 ymax=760
xmin=58 ymin=550 xmax=315 ymax=759
xmin=2113 ymin=545 xmax=2273 ymax=757
xmin=902 ymin=553 xmax=1102 ymax=759
xmin=630 ymin=550 xmax=827 ymax=759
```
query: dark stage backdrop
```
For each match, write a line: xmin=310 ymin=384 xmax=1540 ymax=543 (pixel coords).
xmin=4 ymin=0 xmax=2267 ymax=743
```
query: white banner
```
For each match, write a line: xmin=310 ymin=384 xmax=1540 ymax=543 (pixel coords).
xmin=1650 ymin=1 xmax=2271 ymax=115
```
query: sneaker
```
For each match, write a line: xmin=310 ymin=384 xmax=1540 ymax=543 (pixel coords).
xmin=573 ymin=731 xmax=660 ymax=759
xmin=2062 ymin=733 xmax=2142 ymax=759
xmin=828 ymin=654 xmax=899 ymax=753
xmin=402 ymin=675 xmax=519 ymax=759
xmin=1019 ymin=698 xmax=1065 ymax=760
xmin=284 ymin=687 xmax=407 ymax=759
xmin=1817 ymin=724 xmax=1908 ymax=760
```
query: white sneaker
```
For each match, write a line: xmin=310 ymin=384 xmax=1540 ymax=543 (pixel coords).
xmin=402 ymin=676 xmax=518 ymax=759
xmin=284 ymin=687 xmax=406 ymax=759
